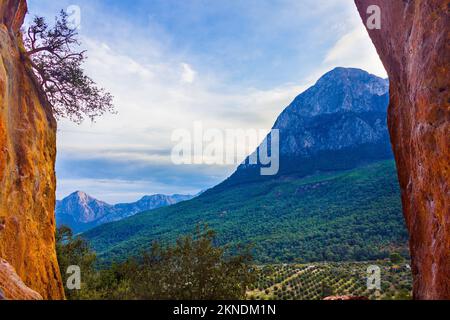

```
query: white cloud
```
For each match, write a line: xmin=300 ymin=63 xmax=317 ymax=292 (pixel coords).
xmin=56 ymin=34 xmax=306 ymax=201
xmin=181 ymin=63 xmax=197 ymax=84
xmin=323 ymin=22 xmax=387 ymax=78
xmin=39 ymin=0 xmax=388 ymax=202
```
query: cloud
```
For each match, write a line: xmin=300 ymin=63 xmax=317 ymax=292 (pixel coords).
xmin=322 ymin=19 xmax=387 ymax=78
xmin=56 ymin=33 xmax=306 ymax=201
xmin=181 ymin=63 xmax=197 ymax=83
xmin=28 ymin=0 xmax=387 ymax=202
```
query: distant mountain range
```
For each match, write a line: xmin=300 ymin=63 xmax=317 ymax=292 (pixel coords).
xmin=83 ymin=68 xmax=408 ymax=265
xmin=56 ymin=192 xmax=195 ymax=233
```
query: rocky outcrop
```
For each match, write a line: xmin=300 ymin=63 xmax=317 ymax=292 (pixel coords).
xmin=355 ymin=0 xmax=449 ymax=299
xmin=0 ymin=0 xmax=64 ymax=299
xmin=273 ymin=67 xmax=390 ymax=157
xmin=226 ymin=67 xmax=392 ymax=185
xmin=0 ymin=258 xmax=43 ymax=300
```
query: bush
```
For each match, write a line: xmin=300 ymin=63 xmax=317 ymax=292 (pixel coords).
xmin=56 ymin=225 xmax=254 ymax=300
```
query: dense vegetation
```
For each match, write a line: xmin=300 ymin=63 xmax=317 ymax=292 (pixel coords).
xmin=225 ymin=141 xmax=393 ymax=188
xmin=56 ymin=226 xmax=96 ymax=299
xmin=84 ymin=160 xmax=409 ymax=265
xmin=56 ymin=225 xmax=254 ymax=300
xmin=57 ymin=226 xmax=411 ymax=300
xmin=248 ymin=260 xmax=412 ymax=300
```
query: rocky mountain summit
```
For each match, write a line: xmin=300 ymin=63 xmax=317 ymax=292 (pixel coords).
xmin=274 ymin=67 xmax=389 ymax=156
xmin=225 ymin=67 xmax=392 ymax=186
xmin=57 ymin=191 xmax=114 ymax=226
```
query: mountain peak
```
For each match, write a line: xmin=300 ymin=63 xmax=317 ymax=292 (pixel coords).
xmin=322 ymin=66 xmax=371 ymax=76
xmin=140 ymin=194 xmax=165 ymax=201
xmin=275 ymin=67 xmax=390 ymax=153
xmin=67 ymin=190 xmax=90 ymax=199
xmin=56 ymin=191 xmax=112 ymax=227
xmin=316 ymin=67 xmax=388 ymax=90
xmin=225 ymin=67 xmax=392 ymax=185
xmin=277 ymin=67 xmax=389 ymax=121
xmin=71 ymin=190 xmax=89 ymax=199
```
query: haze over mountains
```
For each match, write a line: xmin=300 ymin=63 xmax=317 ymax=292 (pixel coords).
xmin=83 ymin=68 xmax=408 ymax=264
xmin=56 ymin=192 xmax=195 ymax=233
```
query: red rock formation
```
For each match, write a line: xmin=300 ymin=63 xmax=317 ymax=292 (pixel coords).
xmin=355 ymin=0 xmax=449 ymax=299
xmin=0 ymin=258 xmax=43 ymax=300
xmin=0 ymin=0 xmax=64 ymax=299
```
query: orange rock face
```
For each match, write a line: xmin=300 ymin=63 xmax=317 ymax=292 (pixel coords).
xmin=0 ymin=258 xmax=43 ymax=300
xmin=0 ymin=0 xmax=64 ymax=299
xmin=355 ymin=0 xmax=449 ymax=299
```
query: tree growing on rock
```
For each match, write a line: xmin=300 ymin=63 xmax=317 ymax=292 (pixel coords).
xmin=23 ymin=11 xmax=115 ymax=124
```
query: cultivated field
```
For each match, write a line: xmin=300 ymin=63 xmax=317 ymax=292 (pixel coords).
xmin=247 ymin=261 xmax=412 ymax=300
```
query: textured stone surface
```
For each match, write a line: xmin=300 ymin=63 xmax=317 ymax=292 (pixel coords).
xmin=0 ymin=258 xmax=43 ymax=300
xmin=355 ymin=0 xmax=449 ymax=299
xmin=273 ymin=67 xmax=390 ymax=156
xmin=0 ymin=0 xmax=64 ymax=299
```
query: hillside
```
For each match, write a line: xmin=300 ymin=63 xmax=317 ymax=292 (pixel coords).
xmin=84 ymin=160 xmax=409 ymax=264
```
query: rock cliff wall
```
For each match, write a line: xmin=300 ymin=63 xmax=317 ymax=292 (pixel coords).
xmin=355 ymin=0 xmax=449 ymax=299
xmin=0 ymin=0 xmax=64 ymax=299
xmin=0 ymin=258 xmax=42 ymax=300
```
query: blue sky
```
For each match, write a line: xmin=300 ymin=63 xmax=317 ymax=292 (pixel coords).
xmin=27 ymin=0 xmax=386 ymax=203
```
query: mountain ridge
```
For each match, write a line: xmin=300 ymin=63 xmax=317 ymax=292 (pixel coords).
xmin=56 ymin=191 xmax=195 ymax=233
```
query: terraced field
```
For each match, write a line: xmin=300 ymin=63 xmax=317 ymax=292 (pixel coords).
xmin=247 ymin=261 xmax=412 ymax=300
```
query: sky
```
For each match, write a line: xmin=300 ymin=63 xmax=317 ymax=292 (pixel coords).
xmin=27 ymin=0 xmax=387 ymax=203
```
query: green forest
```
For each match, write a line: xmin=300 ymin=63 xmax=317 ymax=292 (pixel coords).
xmin=84 ymin=160 xmax=409 ymax=265
xmin=57 ymin=225 xmax=254 ymax=300
xmin=58 ymin=225 xmax=411 ymax=300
